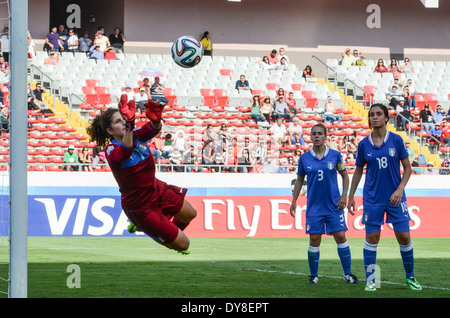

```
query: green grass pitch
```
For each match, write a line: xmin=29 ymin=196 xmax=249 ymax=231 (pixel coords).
xmin=0 ymin=237 xmax=449 ymax=299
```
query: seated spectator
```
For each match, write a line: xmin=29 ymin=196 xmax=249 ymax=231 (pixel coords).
xmin=250 ymin=94 xmax=265 ymax=123
xmin=401 ymin=57 xmax=415 ymax=73
xmin=256 ymin=55 xmax=274 ymax=70
xmin=423 ymin=162 xmax=438 ymax=175
xmin=150 ymin=77 xmax=169 ymax=105
xmin=292 ymin=148 xmax=303 ymax=165
xmin=439 ymin=159 xmax=450 ymax=175
xmin=173 ymin=130 xmax=187 ymax=154
xmin=374 ymin=59 xmax=388 ymax=73
xmin=235 ymin=74 xmax=250 ymax=91
xmin=202 ymin=140 xmax=216 ymax=166
xmin=32 ymin=83 xmax=48 ymax=110
xmin=57 ymin=25 xmax=68 ymax=51
xmin=441 ymin=120 xmax=450 ymax=145
xmin=323 ymin=96 xmax=342 ymax=123
xmin=45 ymin=26 xmax=60 ymax=52
xmin=429 ymin=123 xmax=442 ymax=144
xmin=0 ymin=54 xmax=9 ymax=76
xmin=184 ymin=146 xmax=203 ymax=172
xmin=272 ymin=90 xmax=293 ymax=121
xmin=396 ymin=98 xmax=412 ymax=131
xmin=45 ymin=51 xmax=60 ymax=65
xmin=237 ymin=148 xmax=254 ymax=173
xmin=134 ymin=88 xmax=149 ymax=113
xmin=79 ymin=147 xmax=93 ymax=172
xmin=446 ymin=108 xmax=450 ymax=122
xmin=327 ymin=136 xmax=339 ymax=150
xmin=405 ymin=140 xmax=415 ymax=162
xmin=260 ymin=96 xmax=272 ymax=122
xmin=403 ymin=86 xmax=416 ymax=109
xmin=419 ymin=104 xmax=434 ymax=135
xmin=149 ymin=131 xmax=164 ymax=161
xmin=302 ymin=65 xmax=314 ymax=78
xmin=108 ymin=27 xmax=126 ymax=53
xmin=63 ymin=145 xmax=79 ymax=171
xmin=78 ymin=31 xmax=92 ymax=53
xmin=162 ymin=133 xmax=173 ymax=158
xmin=276 ymin=158 xmax=290 ymax=174
xmin=265 ymin=49 xmax=279 ymax=64
xmin=94 ymin=30 xmax=110 ymax=52
xmin=386 ymin=86 xmax=403 ymax=107
xmin=92 ymin=145 xmax=106 ymax=167
xmin=253 ymin=140 xmax=267 ymax=165
xmin=278 ymin=47 xmax=290 ymax=64
xmin=0 ymin=104 xmax=9 ymax=133
xmin=341 ymin=48 xmax=354 ymax=66
xmin=433 ymin=105 xmax=445 ymax=124
xmin=286 ymin=92 xmax=298 ymax=116
xmin=287 ymin=117 xmax=304 ymax=145
xmin=262 ymin=155 xmax=277 ymax=173
xmin=347 ymin=134 xmax=358 ymax=159
xmin=270 ymin=118 xmax=288 ymax=144
xmin=169 ymin=146 xmax=183 ymax=172
xmin=387 ymin=58 xmax=400 ymax=73
xmin=217 ymin=123 xmax=232 ymax=146
xmin=224 ymin=146 xmax=237 ymax=173
xmin=122 ymin=85 xmax=135 ymax=101
xmin=66 ymin=29 xmax=79 ymax=53
xmin=89 ymin=44 xmax=104 ymax=59
xmin=352 ymin=49 xmax=366 ymax=66
xmin=391 ymin=76 xmax=403 ymax=90
xmin=275 ymin=57 xmax=289 ymax=71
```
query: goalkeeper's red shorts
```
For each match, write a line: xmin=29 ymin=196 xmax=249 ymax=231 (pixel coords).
xmin=122 ymin=179 xmax=188 ymax=244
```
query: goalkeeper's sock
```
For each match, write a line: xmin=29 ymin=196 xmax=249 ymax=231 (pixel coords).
xmin=363 ymin=241 xmax=378 ymax=284
xmin=308 ymin=245 xmax=320 ymax=277
xmin=337 ymin=241 xmax=352 ymax=276
xmin=399 ymin=241 xmax=415 ymax=279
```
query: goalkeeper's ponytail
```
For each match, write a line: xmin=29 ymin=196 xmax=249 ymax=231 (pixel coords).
xmin=86 ymin=108 xmax=120 ymax=148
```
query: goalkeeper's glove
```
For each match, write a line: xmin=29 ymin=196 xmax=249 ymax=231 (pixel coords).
xmin=119 ymin=94 xmax=136 ymax=131
xmin=144 ymin=99 xmax=165 ymax=122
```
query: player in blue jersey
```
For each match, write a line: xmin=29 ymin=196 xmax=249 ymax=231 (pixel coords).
xmin=347 ymin=103 xmax=421 ymax=291
xmin=290 ymin=124 xmax=359 ymax=285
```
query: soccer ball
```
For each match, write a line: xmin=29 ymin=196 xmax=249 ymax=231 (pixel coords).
xmin=171 ymin=35 xmax=203 ymax=68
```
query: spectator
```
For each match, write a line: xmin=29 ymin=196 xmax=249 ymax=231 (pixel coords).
xmin=44 ymin=51 xmax=60 ymax=65
xmin=392 ymin=76 xmax=403 ymax=90
xmin=57 ymin=25 xmax=68 ymax=51
xmin=323 ymin=96 xmax=342 ymax=123
xmin=250 ymin=94 xmax=265 ymax=123
xmin=441 ymin=120 xmax=450 ymax=145
xmin=78 ymin=31 xmax=92 ymax=53
xmin=45 ymin=26 xmax=60 ymax=52
xmin=238 ymin=148 xmax=254 ymax=173
xmin=217 ymin=123 xmax=232 ymax=146
xmin=235 ymin=74 xmax=250 ymax=91
xmin=401 ymin=57 xmax=415 ymax=73
xmin=162 ymin=133 xmax=173 ymax=158
xmin=270 ymin=118 xmax=288 ymax=144
xmin=0 ymin=27 xmax=9 ymax=62
xmin=122 ymin=85 xmax=135 ymax=101
xmin=419 ymin=104 xmax=434 ymax=135
xmin=202 ymin=140 xmax=216 ymax=166
xmin=286 ymin=92 xmax=298 ymax=116
xmin=262 ymin=155 xmax=277 ymax=173
xmin=292 ymin=148 xmax=303 ymax=165
xmin=276 ymin=158 xmax=290 ymax=174
xmin=433 ymin=105 xmax=445 ymax=125
xmin=203 ymin=124 xmax=216 ymax=145
xmin=403 ymin=86 xmax=416 ymax=109
xmin=94 ymin=30 xmax=110 ymax=52
xmin=134 ymin=87 xmax=149 ymax=113
xmin=79 ymin=147 xmax=93 ymax=172
xmin=66 ymin=29 xmax=79 ymax=53
xmin=396 ymin=98 xmax=412 ymax=131
xmin=266 ymin=49 xmax=279 ymax=64
xmin=387 ymin=58 xmax=400 ymax=73
xmin=63 ymin=145 xmax=79 ymax=171
xmin=200 ymin=31 xmax=212 ymax=56
xmin=302 ymin=65 xmax=314 ymax=78
xmin=184 ymin=146 xmax=203 ymax=172
xmin=423 ymin=162 xmax=438 ymax=175
xmin=0 ymin=54 xmax=9 ymax=76
xmin=0 ymin=104 xmax=8 ymax=133
xmin=230 ymin=137 xmax=242 ymax=164
xmin=108 ymin=27 xmax=126 ymax=53
xmin=347 ymin=134 xmax=358 ymax=159
xmin=386 ymin=86 xmax=403 ymax=108
xmin=260 ymin=96 xmax=273 ymax=122
xmin=168 ymin=146 xmax=183 ymax=172
xmin=338 ymin=135 xmax=349 ymax=153
xmin=327 ymin=135 xmax=339 ymax=151
xmin=272 ymin=89 xmax=293 ymax=121
xmin=374 ymin=59 xmax=388 ymax=73
xmin=439 ymin=159 xmax=450 ymax=175
xmin=405 ymin=141 xmax=415 ymax=163
xmin=275 ymin=57 xmax=289 ymax=71
xmin=429 ymin=123 xmax=442 ymax=144
xmin=405 ymin=79 xmax=418 ymax=96
xmin=278 ymin=47 xmax=290 ymax=64
xmin=287 ymin=117 xmax=305 ymax=145
xmin=89 ymin=44 xmax=104 ymax=59
xmin=341 ymin=48 xmax=354 ymax=66
xmin=256 ymin=55 xmax=274 ymax=70
xmin=173 ymin=130 xmax=187 ymax=155
xmin=352 ymin=49 xmax=366 ymax=66
xmin=150 ymin=77 xmax=169 ymax=105
xmin=253 ymin=140 xmax=267 ymax=165
xmin=224 ymin=146 xmax=237 ymax=173
xmin=32 ymin=83 xmax=47 ymax=110
xmin=149 ymin=131 xmax=164 ymax=161
xmin=92 ymin=145 xmax=106 ymax=167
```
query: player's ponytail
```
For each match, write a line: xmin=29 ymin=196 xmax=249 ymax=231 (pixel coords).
xmin=86 ymin=108 xmax=120 ymax=148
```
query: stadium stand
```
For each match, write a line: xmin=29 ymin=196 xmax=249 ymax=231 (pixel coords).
xmin=0 ymin=51 xmax=448 ymax=173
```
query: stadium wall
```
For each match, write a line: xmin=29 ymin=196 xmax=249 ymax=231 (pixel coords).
xmin=10 ymin=172 xmax=449 ymax=238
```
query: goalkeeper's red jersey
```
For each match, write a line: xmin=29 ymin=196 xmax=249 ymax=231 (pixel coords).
xmin=105 ymin=122 xmax=161 ymax=209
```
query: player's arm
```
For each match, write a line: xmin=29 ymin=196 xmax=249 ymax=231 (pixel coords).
xmin=390 ymin=156 xmax=412 ymax=206
xmin=338 ymin=169 xmax=349 ymax=212
xmin=347 ymin=165 xmax=363 ymax=215
xmin=290 ymin=174 xmax=305 ymax=217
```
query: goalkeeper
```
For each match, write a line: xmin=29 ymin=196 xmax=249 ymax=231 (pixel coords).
xmin=86 ymin=95 xmax=196 ymax=254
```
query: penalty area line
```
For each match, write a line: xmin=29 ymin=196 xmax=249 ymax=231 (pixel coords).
xmin=245 ymin=268 xmax=450 ymax=291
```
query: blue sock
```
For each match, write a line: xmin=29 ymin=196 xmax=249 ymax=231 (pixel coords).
xmin=337 ymin=241 xmax=352 ymax=276
xmin=308 ymin=245 xmax=320 ymax=277
xmin=399 ymin=241 xmax=415 ymax=278
xmin=363 ymin=241 xmax=378 ymax=284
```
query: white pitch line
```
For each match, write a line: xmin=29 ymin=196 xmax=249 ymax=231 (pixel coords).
xmin=246 ymin=268 xmax=450 ymax=291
